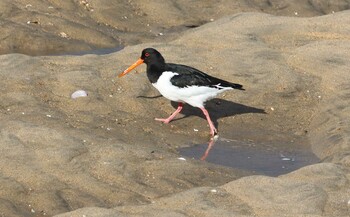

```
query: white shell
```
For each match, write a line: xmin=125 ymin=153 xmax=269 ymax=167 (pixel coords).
xmin=71 ymin=90 xmax=88 ymax=99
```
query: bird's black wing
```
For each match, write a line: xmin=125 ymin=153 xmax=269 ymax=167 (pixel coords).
xmin=167 ymin=63 xmax=244 ymax=90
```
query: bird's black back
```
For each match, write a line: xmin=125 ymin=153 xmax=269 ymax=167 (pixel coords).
xmin=167 ymin=63 xmax=244 ymax=90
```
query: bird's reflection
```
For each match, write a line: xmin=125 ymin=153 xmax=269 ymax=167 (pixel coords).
xmin=200 ymin=134 xmax=219 ymax=160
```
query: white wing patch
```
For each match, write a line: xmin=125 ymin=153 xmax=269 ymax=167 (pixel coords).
xmin=213 ymin=83 xmax=224 ymax=89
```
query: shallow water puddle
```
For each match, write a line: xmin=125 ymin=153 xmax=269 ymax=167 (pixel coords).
xmin=179 ymin=138 xmax=319 ymax=176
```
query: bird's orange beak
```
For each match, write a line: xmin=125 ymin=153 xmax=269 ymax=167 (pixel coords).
xmin=118 ymin=58 xmax=144 ymax=78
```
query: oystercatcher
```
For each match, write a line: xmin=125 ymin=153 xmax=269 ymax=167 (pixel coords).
xmin=118 ymin=48 xmax=244 ymax=136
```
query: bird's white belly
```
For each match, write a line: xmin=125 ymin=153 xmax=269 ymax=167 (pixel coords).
xmin=152 ymin=71 xmax=230 ymax=108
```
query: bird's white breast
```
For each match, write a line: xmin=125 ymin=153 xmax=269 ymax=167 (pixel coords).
xmin=152 ymin=71 xmax=231 ymax=108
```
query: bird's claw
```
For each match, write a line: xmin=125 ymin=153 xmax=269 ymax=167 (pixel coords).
xmin=155 ymin=118 xmax=171 ymax=124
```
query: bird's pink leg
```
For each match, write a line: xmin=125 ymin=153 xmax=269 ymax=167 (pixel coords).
xmin=155 ymin=102 xmax=183 ymax=124
xmin=200 ymin=107 xmax=218 ymax=137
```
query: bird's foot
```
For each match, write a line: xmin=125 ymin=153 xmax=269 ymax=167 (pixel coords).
xmin=210 ymin=128 xmax=218 ymax=137
xmin=155 ymin=118 xmax=171 ymax=124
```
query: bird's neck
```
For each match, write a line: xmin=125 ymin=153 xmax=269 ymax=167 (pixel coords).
xmin=147 ymin=62 xmax=166 ymax=84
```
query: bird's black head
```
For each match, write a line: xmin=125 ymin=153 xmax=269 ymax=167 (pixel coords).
xmin=140 ymin=48 xmax=165 ymax=65
xmin=118 ymin=48 xmax=165 ymax=78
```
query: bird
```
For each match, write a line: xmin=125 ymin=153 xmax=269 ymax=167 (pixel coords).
xmin=118 ymin=48 xmax=244 ymax=136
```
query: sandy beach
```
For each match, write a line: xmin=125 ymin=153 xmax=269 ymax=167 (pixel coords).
xmin=0 ymin=1 xmax=350 ymax=216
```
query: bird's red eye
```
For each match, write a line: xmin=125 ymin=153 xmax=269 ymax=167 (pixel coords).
xmin=145 ymin=52 xmax=150 ymax=57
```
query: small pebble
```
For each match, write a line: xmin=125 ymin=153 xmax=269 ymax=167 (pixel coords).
xmin=71 ymin=90 xmax=88 ymax=99
xmin=213 ymin=134 xmax=219 ymax=141
xmin=270 ymin=107 xmax=274 ymax=111
xmin=210 ymin=189 xmax=217 ymax=193
xmin=27 ymin=21 xmax=39 ymax=24
xmin=59 ymin=32 xmax=68 ymax=38
xmin=46 ymin=114 xmax=52 ymax=118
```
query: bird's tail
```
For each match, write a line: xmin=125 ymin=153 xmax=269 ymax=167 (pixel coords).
xmin=211 ymin=76 xmax=245 ymax=90
xmin=230 ymin=82 xmax=245 ymax=90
